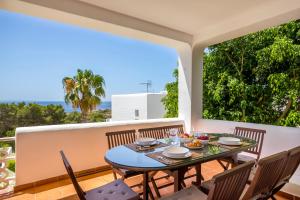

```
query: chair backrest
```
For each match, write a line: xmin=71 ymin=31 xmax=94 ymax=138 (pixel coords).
xmin=234 ymin=127 xmax=266 ymax=159
xmin=60 ymin=151 xmax=86 ymax=200
xmin=207 ymin=160 xmax=255 ymax=200
xmin=278 ymin=146 xmax=300 ymax=184
xmin=242 ymin=151 xmax=288 ymax=200
xmin=105 ymin=129 xmax=136 ymax=149
xmin=138 ymin=125 xmax=184 ymax=139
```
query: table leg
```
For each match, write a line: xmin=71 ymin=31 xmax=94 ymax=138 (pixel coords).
xmin=143 ymin=172 xmax=149 ymax=200
xmin=173 ymin=167 xmax=188 ymax=192
xmin=173 ymin=170 xmax=179 ymax=192
xmin=194 ymin=164 xmax=202 ymax=185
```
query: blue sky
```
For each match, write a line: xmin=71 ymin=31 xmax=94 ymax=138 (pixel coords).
xmin=0 ymin=10 xmax=178 ymax=101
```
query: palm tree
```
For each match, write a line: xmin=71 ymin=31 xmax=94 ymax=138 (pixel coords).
xmin=62 ymin=69 xmax=105 ymax=121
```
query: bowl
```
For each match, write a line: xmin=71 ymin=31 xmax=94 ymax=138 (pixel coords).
xmin=199 ymin=139 xmax=209 ymax=145
xmin=164 ymin=146 xmax=189 ymax=157
xmin=179 ymin=137 xmax=193 ymax=143
xmin=136 ymin=137 xmax=156 ymax=146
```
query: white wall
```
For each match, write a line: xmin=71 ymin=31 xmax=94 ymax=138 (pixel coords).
xmin=196 ymin=119 xmax=300 ymax=194
xmin=147 ymin=93 xmax=166 ymax=119
xmin=112 ymin=94 xmax=147 ymax=121
xmin=15 ymin=118 xmax=183 ymax=186
xmin=112 ymin=93 xmax=166 ymax=121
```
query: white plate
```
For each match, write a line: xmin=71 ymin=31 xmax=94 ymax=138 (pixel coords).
xmin=164 ymin=146 xmax=190 ymax=157
xmin=136 ymin=138 xmax=156 ymax=146
xmin=218 ymin=137 xmax=241 ymax=145
xmin=162 ymin=151 xmax=192 ymax=159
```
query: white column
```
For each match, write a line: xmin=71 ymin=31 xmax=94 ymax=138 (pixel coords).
xmin=178 ymin=44 xmax=204 ymax=132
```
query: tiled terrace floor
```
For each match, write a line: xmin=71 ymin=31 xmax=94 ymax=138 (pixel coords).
xmin=1 ymin=161 xmax=290 ymax=200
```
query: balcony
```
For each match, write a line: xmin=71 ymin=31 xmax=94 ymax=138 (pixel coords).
xmin=0 ymin=118 xmax=299 ymax=199
xmin=0 ymin=0 xmax=299 ymax=199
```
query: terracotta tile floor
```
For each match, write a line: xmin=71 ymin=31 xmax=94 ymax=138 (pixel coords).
xmin=1 ymin=161 xmax=291 ymax=200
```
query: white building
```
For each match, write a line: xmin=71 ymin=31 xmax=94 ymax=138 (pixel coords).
xmin=111 ymin=92 xmax=166 ymax=121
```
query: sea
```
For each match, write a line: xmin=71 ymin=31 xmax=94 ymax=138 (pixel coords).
xmin=0 ymin=101 xmax=111 ymax=113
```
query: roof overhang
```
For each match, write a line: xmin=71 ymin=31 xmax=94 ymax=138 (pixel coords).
xmin=1 ymin=0 xmax=299 ymax=49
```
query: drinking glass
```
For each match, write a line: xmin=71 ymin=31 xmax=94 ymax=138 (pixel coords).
xmin=135 ymin=131 xmax=141 ymax=143
xmin=169 ymin=128 xmax=179 ymax=146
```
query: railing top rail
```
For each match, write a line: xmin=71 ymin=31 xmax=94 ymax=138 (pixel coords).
xmin=0 ymin=137 xmax=16 ymax=142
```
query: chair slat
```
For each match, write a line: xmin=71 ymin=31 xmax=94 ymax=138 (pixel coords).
xmin=242 ymin=151 xmax=288 ymax=200
xmin=208 ymin=161 xmax=255 ymax=200
xmin=105 ymin=130 xmax=136 ymax=148
xmin=138 ymin=124 xmax=184 ymax=140
xmin=234 ymin=127 xmax=266 ymax=159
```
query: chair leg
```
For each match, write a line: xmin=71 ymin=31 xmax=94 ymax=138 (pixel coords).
xmin=271 ymin=195 xmax=277 ymax=200
xmin=201 ymin=174 xmax=204 ymax=180
xmin=112 ymin=171 xmax=117 ymax=180
xmin=217 ymin=159 xmax=229 ymax=170
xmin=181 ymin=180 xmax=186 ymax=188
xmin=151 ymin=176 xmax=161 ymax=198
xmin=149 ymin=187 xmax=155 ymax=200
xmin=148 ymin=171 xmax=161 ymax=198
xmin=226 ymin=162 xmax=231 ymax=169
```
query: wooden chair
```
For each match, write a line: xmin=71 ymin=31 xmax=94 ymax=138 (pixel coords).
xmin=241 ymin=151 xmax=288 ymax=200
xmin=138 ymin=124 xmax=184 ymax=139
xmin=60 ymin=151 xmax=139 ymax=200
xmin=218 ymin=126 xmax=266 ymax=170
xmin=161 ymin=160 xmax=255 ymax=200
xmin=105 ymin=130 xmax=143 ymax=181
xmin=265 ymin=146 xmax=300 ymax=199
xmin=138 ymin=125 xmax=186 ymax=197
xmin=106 ymin=129 xmax=157 ymax=199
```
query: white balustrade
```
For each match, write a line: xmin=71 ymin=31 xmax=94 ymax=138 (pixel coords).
xmin=0 ymin=137 xmax=16 ymax=191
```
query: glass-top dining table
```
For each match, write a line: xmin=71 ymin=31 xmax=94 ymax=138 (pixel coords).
xmin=104 ymin=133 xmax=257 ymax=200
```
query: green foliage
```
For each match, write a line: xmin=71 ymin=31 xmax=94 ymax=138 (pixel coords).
xmin=0 ymin=104 xmax=18 ymax=135
xmin=162 ymin=69 xmax=178 ymax=117
xmin=0 ymin=103 xmax=111 ymax=141
xmin=43 ymin=104 xmax=66 ymax=124
xmin=64 ymin=111 xmax=82 ymax=124
xmin=88 ymin=109 xmax=111 ymax=122
xmin=163 ymin=20 xmax=300 ymax=127
xmin=7 ymin=160 xmax=15 ymax=172
xmin=63 ymin=69 xmax=106 ymax=120
xmin=0 ymin=103 xmax=65 ymax=136
xmin=204 ymin=20 xmax=300 ymax=126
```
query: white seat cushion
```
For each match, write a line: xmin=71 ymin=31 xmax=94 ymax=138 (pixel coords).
xmin=160 ymin=185 xmax=207 ymax=200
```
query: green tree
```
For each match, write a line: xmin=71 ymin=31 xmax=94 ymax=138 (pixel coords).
xmin=43 ymin=105 xmax=66 ymax=124
xmin=88 ymin=110 xmax=111 ymax=122
xmin=0 ymin=104 xmax=17 ymax=137
xmin=203 ymin=20 xmax=300 ymax=126
xmin=163 ymin=20 xmax=300 ymax=127
xmin=17 ymin=103 xmax=45 ymax=126
xmin=64 ymin=111 xmax=82 ymax=123
xmin=62 ymin=69 xmax=105 ymax=121
xmin=162 ymin=68 xmax=178 ymax=117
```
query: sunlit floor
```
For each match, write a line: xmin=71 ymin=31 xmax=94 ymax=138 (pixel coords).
xmin=1 ymin=161 xmax=291 ymax=200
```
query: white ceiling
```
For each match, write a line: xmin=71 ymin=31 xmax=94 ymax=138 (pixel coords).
xmin=2 ymin=0 xmax=300 ymax=46
xmin=79 ymin=0 xmax=300 ymax=35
